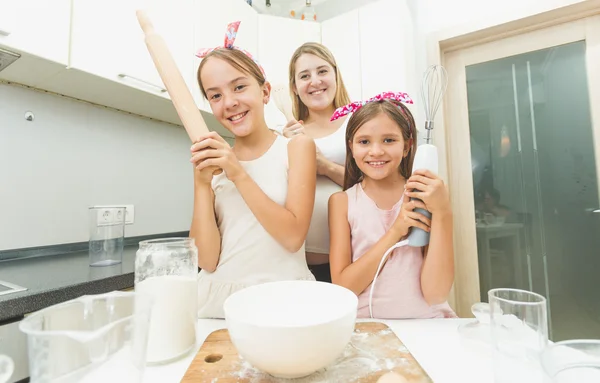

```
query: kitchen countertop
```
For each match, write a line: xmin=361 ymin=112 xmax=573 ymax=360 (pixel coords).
xmin=0 ymin=246 xmax=138 ymax=322
xmin=143 ymin=318 xmax=495 ymax=383
xmin=0 ymin=232 xmax=189 ymax=323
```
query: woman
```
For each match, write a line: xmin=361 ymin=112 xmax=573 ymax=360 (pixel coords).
xmin=281 ymin=42 xmax=352 ymax=283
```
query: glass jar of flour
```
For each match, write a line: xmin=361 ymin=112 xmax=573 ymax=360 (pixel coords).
xmin=135 ymin=238 xmax=198 ymax=364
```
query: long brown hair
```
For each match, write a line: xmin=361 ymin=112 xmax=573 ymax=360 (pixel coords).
xmin=197 ymin=48 xmax=266 ymax=99
xmin=343 ymin=100 xmax=417 ymax=191
xmin=288 ymin=42 xmax=351 ymax=121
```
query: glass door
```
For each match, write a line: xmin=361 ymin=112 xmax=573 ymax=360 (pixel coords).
xmin=444 ymin=15 xmax=600 ymax=341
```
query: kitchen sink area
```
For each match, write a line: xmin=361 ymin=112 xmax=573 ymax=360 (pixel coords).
xmin=0 ymin=280 xmax=27 ymax=297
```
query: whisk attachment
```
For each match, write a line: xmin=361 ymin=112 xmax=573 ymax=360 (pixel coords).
xmin=405 ymin=64 xmax=448 ymax=248
xmin=420 ymin=65 xmax=448 ymax=143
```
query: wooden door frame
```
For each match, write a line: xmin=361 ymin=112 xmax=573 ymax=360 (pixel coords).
xmin=426 ymin=0 xmax=600 ymax=317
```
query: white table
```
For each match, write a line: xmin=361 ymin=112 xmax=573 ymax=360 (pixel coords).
xmin=143 ymin=318 xmax=495 ymax=383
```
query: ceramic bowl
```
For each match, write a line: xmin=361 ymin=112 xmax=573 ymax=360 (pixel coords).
xmin=223 ymin=280 xmax=358 ymax=379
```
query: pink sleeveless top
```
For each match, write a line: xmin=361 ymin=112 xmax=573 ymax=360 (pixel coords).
xmin=345 ymin=184 xmax=457 ymax=319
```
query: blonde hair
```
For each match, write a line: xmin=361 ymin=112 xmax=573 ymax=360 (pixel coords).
xmin=288 ymin=42 xmax=351 ymax=121
xmin=197 ymin=49 xmax=266 ymax=99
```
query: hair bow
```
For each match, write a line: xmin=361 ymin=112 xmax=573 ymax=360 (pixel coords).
xmin=195 ymin=21 xmax=266 ymax=77
xmin=330 ymin=91 xmax=413 ymax=121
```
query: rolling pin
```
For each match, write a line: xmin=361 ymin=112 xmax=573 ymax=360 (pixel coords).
xmin=136 ymin=9 xmax=208 ymax=143
xmin=136 ymin=9 xmax=222 ymax=175
xmin=271 ymin=83 xmax=295 ymax=121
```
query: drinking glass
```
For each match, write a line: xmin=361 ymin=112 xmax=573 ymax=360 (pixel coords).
xmin=88 ymin=206 xmax=125 ymax=266
xmin=0 ymin=355 xmax=13 ymax=383
xmin=488 ymin=288 xmax=548 ymax=383
xmin=541 ymin=340 xmax=600 ymax=382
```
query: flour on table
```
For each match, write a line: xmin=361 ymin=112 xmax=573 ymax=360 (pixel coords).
xmin=228 ymin=327 xmax=426 ymax=383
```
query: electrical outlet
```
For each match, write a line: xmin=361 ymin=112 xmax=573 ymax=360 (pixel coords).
xmin=92 ymin=205 xmax=134 ymax=226
xmin=114 ymin=207 xmax=125 ymax=223
xmin=96 ymin=208 xmax=114 ymax=227
xmin=123 ymin=205 xmax=135 ymax=225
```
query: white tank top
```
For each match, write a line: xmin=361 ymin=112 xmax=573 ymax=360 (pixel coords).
xmin=313 ymin=117 xmax=348 ymax=165
xmin=197 ymin=134 xmax=315 ymax=318
xmin=305 ymin=116 xmax=349 ymax=254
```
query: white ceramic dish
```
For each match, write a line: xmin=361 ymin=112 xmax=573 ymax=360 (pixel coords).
xmin=223 ymin=280 xmax=358 ymax=379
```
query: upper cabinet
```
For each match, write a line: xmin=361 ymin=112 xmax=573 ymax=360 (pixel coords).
xmin=0 ymin=0 xmax=71 ymax=65
xmin=0 ymin=0 xmax=416 ymax=135
xmin=192 ymin=0 xmax=258 ymax=113
xmin=258 ymin=16 xmax=321 ymax=128
xmin=321 ymin=9 xmax=362 ymax=102
xmin=70 ymin=0 xmax=193 ymax=98
xmin=257 ymin=16 xmax=321 ymax=88
xmin=358 ymin=0 xmax=414 ymax=99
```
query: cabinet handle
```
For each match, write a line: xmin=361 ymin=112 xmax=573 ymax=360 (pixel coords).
xmin=0 ymin=29 xmax=10 ymax=36
xmin=118 ymin=73 xmax=167 ymax=93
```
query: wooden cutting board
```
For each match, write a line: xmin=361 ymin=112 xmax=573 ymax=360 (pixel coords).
xmin=180 ymin=322 xmax=433 ymax=382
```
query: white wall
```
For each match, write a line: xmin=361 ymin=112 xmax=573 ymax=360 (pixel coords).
xmin=406 ymin=0 xmax=590 ymax=148
xmin=414 ymin=0 xmax=587 ymax=36
xmin=0 ymin=83 xmax=196 ymax=251
xmin=314 ymin=0 xmax=372 ymax=21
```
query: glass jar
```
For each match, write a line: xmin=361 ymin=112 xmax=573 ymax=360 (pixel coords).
xmin=134 ymin=238 xmax=198 ymax=364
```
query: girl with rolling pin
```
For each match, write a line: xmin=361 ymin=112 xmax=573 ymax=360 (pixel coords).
xmin=189 ymin=21 xmax=317 ymax=319
xmin=279 ymin=42 xmax=353 ymax=283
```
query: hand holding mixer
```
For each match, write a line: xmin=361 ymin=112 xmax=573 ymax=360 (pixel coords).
xmin=369 ymin=64 xmax=448 ymax=318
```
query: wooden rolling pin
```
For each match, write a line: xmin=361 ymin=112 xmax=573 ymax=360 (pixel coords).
xmin=271 ymin=83 xmax=295 ymax=121
xmin=136 ymin=9 xmax=208 ymax=143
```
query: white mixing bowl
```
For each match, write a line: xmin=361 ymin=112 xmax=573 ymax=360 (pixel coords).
xmin=223 ymin=280 xmax=358 ymax=379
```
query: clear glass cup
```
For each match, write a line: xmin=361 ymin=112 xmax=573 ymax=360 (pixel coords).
xmin=88 ymin=206 xmax=125 ymax=267
xmin=488 ymin=288 xmax=548 ymax=383
xmin=458 ymin=302 xmax=493 ymax=355
xmin=541 ymin=340 xmax=600 ymax=382
xmin=135 ymin=238 xmax=198 ymax=365
xmin=19 ymin=291 xmax=153 ymax=383
xmin=0 ymin=355 xmax=13 ymax=383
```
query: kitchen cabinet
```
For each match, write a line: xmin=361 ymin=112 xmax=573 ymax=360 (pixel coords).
xmin=321 ymin=9 xmax=362 ymax=102
xmin=0 ymin=0 xmax=71 ymax=65
xmin=258 ymin=15 xmax=321 ymax=129
xmin=70 ymin=0 xmax=193 ymax=99
xmin=257 ymin=15 xmax=321 ymax=88
xmin=192 ymin=0 xmax=258 ymax=112
xmin=0 ymin=0 xmax=416 ymax=139
xmin=358 ymin=0 xmax=414 ymax=100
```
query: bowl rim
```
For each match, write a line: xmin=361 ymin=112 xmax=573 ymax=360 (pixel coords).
xmin=222 ymin=280 xmax=358 ymax=329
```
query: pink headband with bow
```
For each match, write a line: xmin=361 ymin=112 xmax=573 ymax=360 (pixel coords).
xmin=195 ymin=21 xmax=266 ymax=78
xmin=330 ymin=91 xmax=414 ymax=121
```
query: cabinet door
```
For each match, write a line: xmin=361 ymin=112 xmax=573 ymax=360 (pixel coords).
xmin=258 ymin=15 xmax=321 ymax=87
xmin=358 ymin=0 xmax=413 ymax=99
xmin=258 ymin=16 xmax=321 ymax=129
xmin=192 ymin=0 xmax=258 ymax=112
xmin=70 ymin=0 xmax=193 ymax=99
xmin=145 ymin=0 xmax=195 ymax=98
xmin=321 ymin=9 xmax=362 ymax=102
xmin=0 ymin=0 xmax=70 ymax=65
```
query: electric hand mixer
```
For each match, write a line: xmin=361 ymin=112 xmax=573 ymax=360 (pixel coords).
xmin=406 ymin=64 xmax=448 ymax=247
xmin=368 ymin=64 xmax=448 ymax=318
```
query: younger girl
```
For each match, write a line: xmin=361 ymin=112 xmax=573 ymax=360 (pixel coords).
xmin=328 ymin=92 xmax=456 ymax=319
xmin=190 ymin=21 xmax=317 ymax=319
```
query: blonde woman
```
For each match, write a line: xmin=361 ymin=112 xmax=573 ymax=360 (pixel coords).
xmin=280 ymin=42 xmax=352 ymax=283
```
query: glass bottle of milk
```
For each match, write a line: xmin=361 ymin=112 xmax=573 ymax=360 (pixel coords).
xmin=135 ymin=238 xmax=198 ymax=364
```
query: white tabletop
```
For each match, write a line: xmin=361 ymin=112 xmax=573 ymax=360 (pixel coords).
xmin=143 ymin=318 xmax=494 ymax=383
